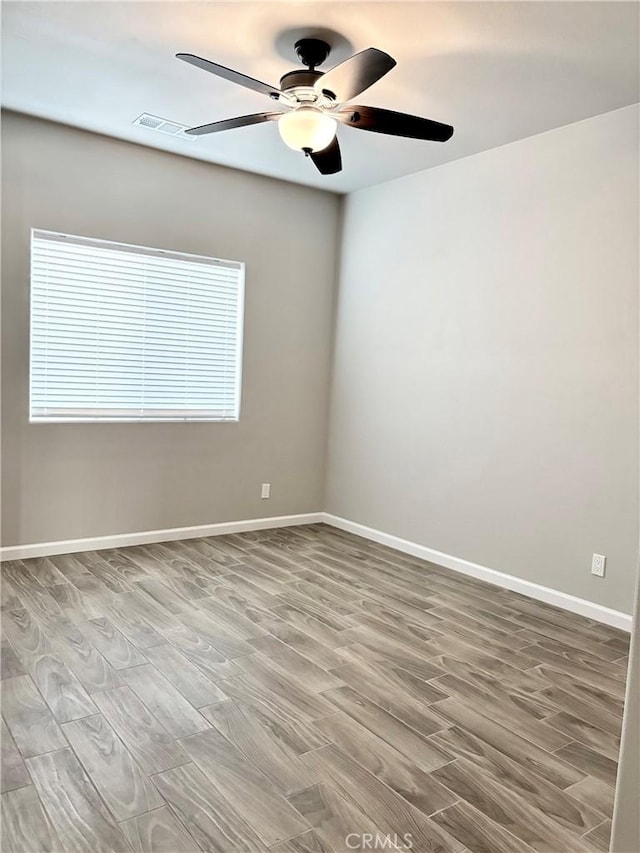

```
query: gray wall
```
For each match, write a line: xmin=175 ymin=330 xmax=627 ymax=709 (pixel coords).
xmin=325 ymin=105 xmax=639 ymax=613
xmin=1 ymin=112 xmax=340 ymax=546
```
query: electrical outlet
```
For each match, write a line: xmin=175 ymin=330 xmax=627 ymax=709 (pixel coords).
xmin=261 ymin=483 xmax=271 ymax=499
xmin=591 ymin=554 xmax=606 ymax=578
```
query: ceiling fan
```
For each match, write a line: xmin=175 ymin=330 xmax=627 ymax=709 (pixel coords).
xmin=176 ymin=38 xmax=454 ymax=175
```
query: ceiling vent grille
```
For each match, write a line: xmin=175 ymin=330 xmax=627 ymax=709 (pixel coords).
xmin=132 ymin=113 xmax=197 ymax=141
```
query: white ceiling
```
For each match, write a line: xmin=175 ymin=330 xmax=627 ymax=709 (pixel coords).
xmin=2 ymin=2 xmax=638 ymax=193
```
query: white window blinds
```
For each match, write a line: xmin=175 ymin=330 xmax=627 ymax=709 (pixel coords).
xmin=30 ymin=230 xmax=244 ymax=422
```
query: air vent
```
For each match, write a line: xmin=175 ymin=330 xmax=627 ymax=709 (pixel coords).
xmin=132 ymin=113 xmax=197 ymax=141
xmin=157 ymin=122 xmax=183 ymax=135
xmin=136 ymin=114 xmax=163 ymax=129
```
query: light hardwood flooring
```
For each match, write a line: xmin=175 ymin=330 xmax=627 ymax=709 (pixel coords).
xmin=1 ymin=524 xmax=629 ymax=853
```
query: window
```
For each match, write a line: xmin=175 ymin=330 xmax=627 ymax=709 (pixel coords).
xmin=30 ymin=230 xmax=244 ymax=422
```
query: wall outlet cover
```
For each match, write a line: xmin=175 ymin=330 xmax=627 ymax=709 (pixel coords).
xmin=591 ymin=553 xmax=606 ymax=578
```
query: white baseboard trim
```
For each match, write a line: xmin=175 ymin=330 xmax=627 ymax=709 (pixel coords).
xmin=0 ymin=513 xmax=324 ymax=561
xmin=2 ymin=509 xmax=631 ymax=632
xmin=321 ymin=513 xmax=633 ymax=633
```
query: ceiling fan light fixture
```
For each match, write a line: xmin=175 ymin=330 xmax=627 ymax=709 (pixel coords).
xmin=278 ymin=108 xmax=337 ymax=153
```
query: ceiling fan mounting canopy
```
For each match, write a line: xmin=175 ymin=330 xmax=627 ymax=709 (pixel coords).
xmin=175 ymin=34 xmax=454 ymax=176
xmin=295 ymin=38 xmax=332 ymax=70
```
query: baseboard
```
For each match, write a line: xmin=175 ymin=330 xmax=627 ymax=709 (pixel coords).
xmin=321 ymin=513 xmax=633 ymax=633
xmin=2 ymin=509 xmax=632 ymax=632
xmin=0 ymin=513 xmax=324 ymax=561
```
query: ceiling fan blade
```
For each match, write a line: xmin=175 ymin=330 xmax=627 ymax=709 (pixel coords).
xmin=177 ymin=53 xmax=283 ymax=100
xmin=334 ymin=105 xmax=454 ymax=142
xmin=309 ymin=136 xmax=342 ymax=175
xmin=185 ymin=113 xmax=282 ymax=136
xmin=314 ymin=48 xmax=396 ymax=103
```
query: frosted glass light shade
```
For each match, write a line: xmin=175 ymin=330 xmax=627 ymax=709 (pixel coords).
xmin=278 ymin=109 xmax=337 ymax=153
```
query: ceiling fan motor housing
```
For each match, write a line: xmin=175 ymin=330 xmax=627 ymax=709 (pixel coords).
xmin=279 ymin=69 xmax=323 ymax=92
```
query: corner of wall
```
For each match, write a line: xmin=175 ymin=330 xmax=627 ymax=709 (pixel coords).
xmin=319 ymin=191 xmax=347 ymax=511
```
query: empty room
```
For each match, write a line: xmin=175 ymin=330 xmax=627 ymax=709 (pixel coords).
xmin=1 ymin=2 xmax=639 ymax=852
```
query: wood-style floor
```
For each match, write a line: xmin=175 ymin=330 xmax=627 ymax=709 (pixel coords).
xmin=1 ymin=524 xmax=629 ymax=853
